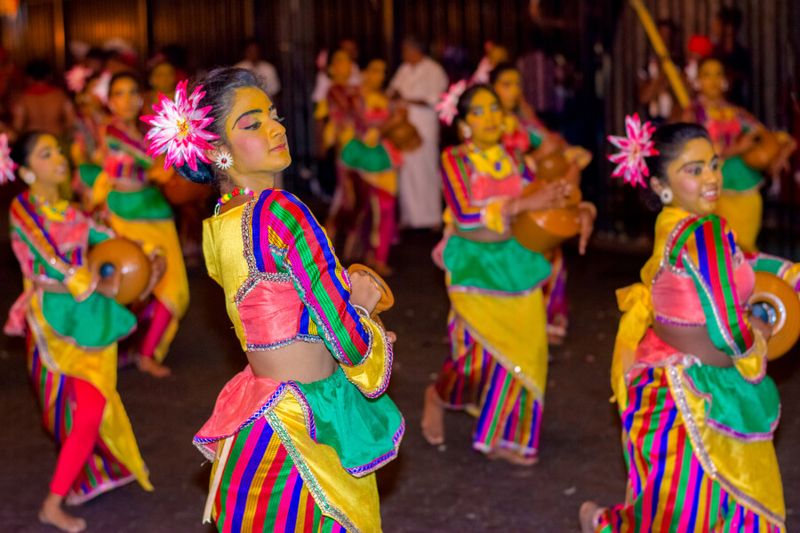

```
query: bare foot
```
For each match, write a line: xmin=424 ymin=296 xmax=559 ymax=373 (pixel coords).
xmin=421 ymin=384 xmax=445 ymax=446
xmin=39 ymin=493 xmax=87 ymax=533
xmin=487 ymin=447 xmax=539 ymax=466
xmin=137 ymin=356 xmax=172 ymax=378
xmin=579 ymin=501 xmax=601 ymax=533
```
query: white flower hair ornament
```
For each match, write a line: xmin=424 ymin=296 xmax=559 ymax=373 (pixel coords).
xmin=91 ymin=71 xmax=112 ymax=105
xmin=436 ymin=80 xmax=468 ymax=126
xmin=213 ymin=149 xmax=233 ymax=171
xmin=607 ymin=113 xmax=659 ymax=188
xmin=65 ymin=65 xmax=93 ymax=93
xmin=0 ymin=133 xmax=17 ymax=185
xmin=141 ymin=80 xmax=219 ymax=172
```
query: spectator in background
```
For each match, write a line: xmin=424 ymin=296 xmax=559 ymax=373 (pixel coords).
xmin=711 ymin=6 xmax=750 ymax=107
xmin=388 ymin=35 xmax=448 ymax=229
xmin=637 ymin=19 xmax=683 ymax=125
xmin=235 ymin=38 xmax=281 ymax=97
xmin=684 ymin=34 xmax=714 ymax=91
xmin=517 ymin=29 xmax=560 ymax=128
xmin=12 ymin=60 xmax=74 ymax=140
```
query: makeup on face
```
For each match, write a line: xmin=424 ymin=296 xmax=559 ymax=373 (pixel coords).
xmin=223 ymin=87 xmax=292 ymax=177
xmin=28 ymin=134 xmax=68 ymax=186
xmin=493 ymin=70 xmax=522 ymax=111
xmin=465 ymin=89 xmax=503 ymax=149
xmin=665 ymin=138 xmax=722 ymax=215
xmin=109 ymin=77 xmax=143 ymax=121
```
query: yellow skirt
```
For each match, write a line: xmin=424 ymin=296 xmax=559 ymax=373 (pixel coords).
xmin=28 ymin=294 xmax=153 ymax=492
xmin=108 ymin=214 xmax=190 ymax=361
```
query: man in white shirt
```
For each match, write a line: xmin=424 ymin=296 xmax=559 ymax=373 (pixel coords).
xmin=235 ymin=39 xmax=281 ymax=98
xmin=388 ymin=36 xmax=448 ymax=229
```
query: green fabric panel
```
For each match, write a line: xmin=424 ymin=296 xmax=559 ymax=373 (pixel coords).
xmin=684 ymin=364 xmax=780 ymax=436
xmin=296 ymin=367 xmax=402 ymax=473
xmin=340 ymin=139 xmax=392 ymax=173
xmin=750 ymin=255 xmax=788 ymax=276
xmin=107 ymin=187 xmax=173 ymax=220
xmin=528 ymin=128 xmax=544 ymax=149
xmin=443 ymin=235 xmax=551 ymax=292
xmin=42 ymin=292 xmax=136 ymax=348
xmin=721 ymin=156 xmax=763 ymax=192
xmin=88 ymin=227 xmax=111 ymax=247
xmin=77 ymin=163 xmax=102 ymax=188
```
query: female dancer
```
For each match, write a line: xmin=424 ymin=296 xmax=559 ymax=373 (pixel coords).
xmin=339 ymin=58 xmax=403 ymax=276
xmin=4 ymin=132 xmax=152 ymax=532
xmin=421 ymin=84 xmax=594 ymax=464
xmin=143 ymin=68 xmax=403 ymax=531
xmin=581 ymin=119 xmax=785 ymax=532
xmin=70 ymin=73 xmax=108 ymax=211
xmin=93 ymin=71 xmax=189 ymax=377
xmin=685 ymin=57 xmax=795 ymax=253
xmin=490 ymin=62 xmax=592 ymax=344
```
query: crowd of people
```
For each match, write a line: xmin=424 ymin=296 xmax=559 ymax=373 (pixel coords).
xmin=0 ymin=4 xmax=798 ymax=532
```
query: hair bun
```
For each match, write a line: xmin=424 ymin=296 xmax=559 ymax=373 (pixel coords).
xmin=175 ymin=160 xmax=214 ymax=184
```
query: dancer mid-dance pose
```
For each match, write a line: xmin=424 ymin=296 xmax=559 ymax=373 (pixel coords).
xmin=490 ymin=62 xmax=592 ymax=344
xmin=4 ymin=132 xmax=153 ymax=532
xmin=143 ymin=68 xmax=403 ymax=531
xmin=422 ymin=83 xmax=594 ymax=465
xmin=686 ymin=57 xmax=795 ymax=253
xmin=93 ymin=72 xmax=190 ymax=377
xmin=581 ymin=118 xmax=786 ymax=532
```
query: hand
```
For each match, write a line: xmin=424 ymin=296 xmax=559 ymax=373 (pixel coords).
xmin=350 ymin=271 xmax=382 ymax=315
xmin=386 ymin=331 xmax=397 ymax=344
xmin=577 ymin=202 xmax=597 ymax=255
xmin=750 ymin=315 xmax=773 ymax=341
xmin=94 ymin=269 xmax=120 ymax=299
xmin=138 ymin=252 xmax=166 ymax=303
xmin=521 ymin=181 xmax=570 ymax=212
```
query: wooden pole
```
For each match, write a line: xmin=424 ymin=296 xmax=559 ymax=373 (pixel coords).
xmin=53 ymin=0 xmax=64 ymax=72
xmin=628 ymin=0 xmax=691 ymax=109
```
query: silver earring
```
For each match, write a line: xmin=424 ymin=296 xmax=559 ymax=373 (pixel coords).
xmin=660 ymin=187 xmax=673 ymax=204
xmin=461 ymin=124 xmax=472 ymax=139
xmin=213 ymin=150 xmax=234 ymax=170
xmin=21 ymin=170 xmax=36 ymax=185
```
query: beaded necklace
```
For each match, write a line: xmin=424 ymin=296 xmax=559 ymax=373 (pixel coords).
xmin=215 ymin=187 xmax=254 ymax=215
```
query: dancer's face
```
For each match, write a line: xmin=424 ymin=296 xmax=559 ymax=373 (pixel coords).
xmin=328 ymin=50 xmax=352 ymax=85
xmin=463 ymin=89 xmax=503 ymax=149
xmin=698 ymin=59 xmax=727 ymax=100
xmin=363 ymin=60 xmax=386 ymax=92
xmin=653 ymin=138 xmax=721 ymax=216
xmin=223 ymin=87 xmax=291 ymax=177
xmin=108 ymin=77 xmax=143 ymax=122
xmin=493 ymin=69 xmax=522 ymax=111
xmin=24 ymin=134 xmax=68 ymax=186
xmin=149 ymin=63 xmax=177 ymax=95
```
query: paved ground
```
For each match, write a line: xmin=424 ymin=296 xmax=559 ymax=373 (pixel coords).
xmin=1 ymin=229 xmax=799 ymax=532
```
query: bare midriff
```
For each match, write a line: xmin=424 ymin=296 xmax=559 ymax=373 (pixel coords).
xmin=247 ymin=341 xmax=337 ymax=383
xmin=653 ymin=321 xmax=735 ymax=368
xmin=112 ymin=178 xmax=147 ymax=192
xmin=454 ymin=226 xmax=511 ymax=243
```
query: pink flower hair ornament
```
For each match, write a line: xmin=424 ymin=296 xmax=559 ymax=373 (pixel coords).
xmin=436 ymin=80 xmax=468 ymax=126
xmin=141 ymin=79 xmax=219 ymax=171
xmin=607 ymin=113 xmax=659 ymax=188
xmin=0 ymin=133 xmax=17 ymax=185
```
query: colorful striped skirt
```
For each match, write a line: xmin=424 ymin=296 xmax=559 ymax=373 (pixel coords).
xmin=595 ymin=367 xmax=784 ymax=532
xmin=435 ymin=314 xmax=542 ymax=459
xmin=207 ymin=414 xmax=347 ymax=533
xmin=27 ymin=339 xmax=137 ymax=504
